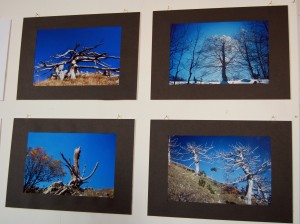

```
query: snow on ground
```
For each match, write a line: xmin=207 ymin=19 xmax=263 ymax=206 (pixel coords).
xmin=169 ymin=79 xmax=269 ymax=85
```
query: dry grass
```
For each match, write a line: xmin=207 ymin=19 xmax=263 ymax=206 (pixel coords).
xmin=72 ymin=188 xmax=114 ymax=198
xmin=168 ymin=163 xmax=246 ymax=204
xmin=34 ymin=74 xmax=119 ymax=86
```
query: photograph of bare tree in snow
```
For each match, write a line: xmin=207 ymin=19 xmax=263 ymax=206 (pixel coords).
xmin=169 ymin=21 xmax=269 ymax=85
xmin=168 ymin=135 xmax=271 ymax=205
xmin=33 ymin=27 xmax=121 ymax=86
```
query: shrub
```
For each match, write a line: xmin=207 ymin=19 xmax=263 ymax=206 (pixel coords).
xmin=199 ymin=171 xmax=206 ymax=177
xmin=207 ymin=184 xmax=215 ymax=194
xmin=198 ymin=178 xmax=206 ymax=187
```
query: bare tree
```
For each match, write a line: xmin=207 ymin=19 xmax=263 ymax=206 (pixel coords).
xmin=60 ymin=147 xmax=99 ymax=188
xmin=250 ymin=22 xmax=269 ymax=79
xmin=203 ymin=35 xmax=238 ymax=83
xmin=35 ymin=42 xmax=120 ymax=81
xmin=234 ymin=22 xmax=269 ymax=80
xmin=169 ymin=25 xmax=189 ymax=84
xmin=184 ymin=28 xmax=205 ymax=84
xmin=171 ymin=141 xmax=213 ymax=176
xmin=218 ymin=143 xmax=271 ymax=205
xmin=235 ymin=29 xmax=256 ymax=79
xmin=168 ymin=136 xmax=181 ymax=166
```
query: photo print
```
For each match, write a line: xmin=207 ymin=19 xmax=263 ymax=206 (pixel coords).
xmin=168 ymin=135 xmax=271 ymax=205
xmin=151 ymin=6 xmax=290 ymax=99
xmin=17 ymin=13 xmax=139 ymax=100
xmin=7 ymin=119 xmax=135 ymax=214
xmin=24 ymin=132 xmax=116 ymax=198
xmin=169 ymin=21 xmax=269 ymax=85
xmin=148 ymin=120 xmax=292 ymax=222
xmin=33 ymin=27 xmax=122 ymax=86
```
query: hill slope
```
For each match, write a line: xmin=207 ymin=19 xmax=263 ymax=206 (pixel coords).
xmin=168 ymin=162 xmax=246 ymax=204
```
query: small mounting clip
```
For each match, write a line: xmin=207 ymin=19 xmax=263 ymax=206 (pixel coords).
xmin=123 ymin=9 xmax=128 ymax=13
xmin=167 ymin=5 xmax=172 ymax=10
xmin=268 ymin=1 xmax=273 ymax=6
xmin=26 ymin=114 xmax=32 ymax=118
xmin=117 ymin=114 xmax=122 ymax=119
xmin=35 ymin=13 xmax=40 ymax=17
xmin=271 ymin=115 xmax=276 ymax=121
xmin=164 ymin=115 xmax=170 ymax=120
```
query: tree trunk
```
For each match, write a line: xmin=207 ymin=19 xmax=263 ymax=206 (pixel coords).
xmin=195 ymin=161 xmax=199 ymax=175
xmin=173 ymin=48 xmax=184 ymax=85
xmin=193 ymin=152 xmax=199 ymax=175
xmin=245 ymin=177 xmax=253 ymax=205
xmin=255 ymin=38 xmax=268 ymax=79
xmin=243 ymin=42 xmax=255 ymax=78
xmin=73 ymin=147 xmax=81 ymax=177
xmin=221 ymin=43 xmax=228 ymax=82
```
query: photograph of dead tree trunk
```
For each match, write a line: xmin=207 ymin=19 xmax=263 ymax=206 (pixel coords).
xmin=33 ymin=26 xmax=121 ymax=86
xmin=168 ymin=135 xmax=271 ymax=205
xmin=23 ymin=132 xmax=116 ymax=198
xmin=169 ymin=21 xmax=269 ymax=85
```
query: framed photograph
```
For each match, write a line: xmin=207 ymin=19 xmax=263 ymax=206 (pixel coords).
xmin=17 ymin=12 xmax=139 ymax=100
xmin=151 ymin=6 xmax=290 ymax=99
xmin=6 ymin=118 xmax=134 ymax=214
xmin=148 ymin=120 xmax=292 ymax=222
xmin=0 ymin=19 xmax=11 ymax=100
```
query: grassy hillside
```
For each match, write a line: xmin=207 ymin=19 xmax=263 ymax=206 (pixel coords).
xmin=34 ymin=74 xmax=119 ymax=86
xmin=73 ymin=188 xmax=114 ymax=198
xmin=27 ymin=186 xmax=114 ymax=198
xmin=168 ymin=162 xmax=247 ymax=204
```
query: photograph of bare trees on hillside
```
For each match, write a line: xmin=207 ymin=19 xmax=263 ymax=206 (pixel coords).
xmin=33 ymin=26 xmax=122 ymax=86
xmin=24 ymin=132 xmax=116 ymax=198
xmin=169 ymin=21 xmax=269 ymax=85
xmin=168 ymin=135 xmax=271 ymax=205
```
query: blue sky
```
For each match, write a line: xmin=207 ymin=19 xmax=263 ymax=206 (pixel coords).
xmin=169 ymin=21 xmax=269 ymax=83
xmin=169 ymin=135 xmax=271 ymax=188
xmin=172 ymin=21 xmax=248 ymax=39
xmin=33 ymin=26 xmax=122 ymax=82
xmin=26 ymin=132 xmax=116 ymax=190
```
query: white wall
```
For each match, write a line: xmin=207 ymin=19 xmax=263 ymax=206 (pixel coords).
xmin=0 ymin=0 xmax=298 ymax=224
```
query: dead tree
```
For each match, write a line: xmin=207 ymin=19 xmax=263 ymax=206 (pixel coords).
xmin=217 ymin=143 xmax=271 ymax=205
xmin=60 ymin=147 xmax=99 ymax=189
xmin=35 ymin=42 xmax=120 ymax=81
xmin=170 ymin=141 xmax=213 ymax=176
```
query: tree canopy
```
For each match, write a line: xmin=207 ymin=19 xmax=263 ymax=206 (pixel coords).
xmin=24 ymin=147 xmax=66 ymax=192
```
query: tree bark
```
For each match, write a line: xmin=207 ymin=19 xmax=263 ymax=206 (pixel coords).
xmin=193 ymin=151 xmax=200 ymax=175
xmin=221 ymin=43 xmax=228 ymax=82
xmin=73 ymin=147 xmax=81 ymax=178
xmin=245 ymin=177 xmax=253 ymax=205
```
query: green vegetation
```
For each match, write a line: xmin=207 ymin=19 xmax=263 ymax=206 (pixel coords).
xmin=198 ymin=178 xmax=206 ymax=187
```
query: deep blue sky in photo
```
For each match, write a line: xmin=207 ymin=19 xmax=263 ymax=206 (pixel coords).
xmin=33 ymin=26 xmax=122 ymax=82
xmin=169 ymin=20 xmax=269 ymax=83
xmin=172 ymin=21 xmax=248 ymax=38
xmin=169 ymin=135 xmax=271 ymax=188
xmin=26 ymin=132 xmax=117 ymax=190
